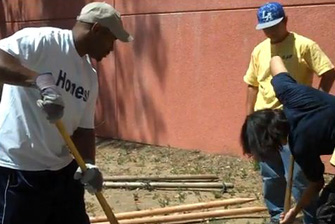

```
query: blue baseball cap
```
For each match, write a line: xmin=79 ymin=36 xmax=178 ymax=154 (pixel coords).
xmin=256 ymin=2 xmax=285 ymax=30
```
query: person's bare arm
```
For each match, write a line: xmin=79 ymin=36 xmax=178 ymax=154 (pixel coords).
xmin=246 ymin=85 xmax=258 ymax=115
xmin=295 ymin=179 xmax=324 ymax=212
xmin=270 ymin=56 xmax=288 ymax=76
xmin=71 ymin=127 xmax=96 ymax=163
xmin=319 ymin=69 xmax=335 ymax=93
xmin=280 ymin=178 xmax=324 ymax=223
xmin=0 ymin=49 xmax=38 ymax=87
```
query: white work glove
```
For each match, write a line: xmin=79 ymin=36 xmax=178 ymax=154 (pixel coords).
xmin=73 ymin=163 xmax=103 ymax=194
xmin=35 ymin=72 xmax=64 ymax=123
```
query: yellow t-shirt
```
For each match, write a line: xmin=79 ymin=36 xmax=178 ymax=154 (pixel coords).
xmin=244 ymin=32 xmax=334 ymax=111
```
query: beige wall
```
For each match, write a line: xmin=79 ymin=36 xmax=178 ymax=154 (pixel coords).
xmin=1 ymin=1 xmax=335 ymax=172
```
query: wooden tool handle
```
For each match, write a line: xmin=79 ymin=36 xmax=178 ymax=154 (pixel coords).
xmin=90 ymin=198 xmax=256 ymax=223
xmin=119 ymin=207 xmax=267 ymax=224
xmin=55 ymin=120 xmax=119 ymax=224
xmin=284 ymin=155 xmax=294 ymax=213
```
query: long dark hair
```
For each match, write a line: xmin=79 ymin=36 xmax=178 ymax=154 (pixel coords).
xmin=240 ymin=109 xmax=290 ymax=161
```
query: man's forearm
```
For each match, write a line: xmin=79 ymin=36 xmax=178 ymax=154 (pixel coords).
xmin=270 ymin=56 xmax=288 ymax=76
xmin=71 ymin=128 xmax=96 ymax=163
xmin=0 ymin=49 xmax=38 ymax=87
xmin=319 ymin=69 xmax=335 ymax=93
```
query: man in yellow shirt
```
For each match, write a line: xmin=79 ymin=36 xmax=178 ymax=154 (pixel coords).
xmin=244 ymin=2 xmax=335 ymax=224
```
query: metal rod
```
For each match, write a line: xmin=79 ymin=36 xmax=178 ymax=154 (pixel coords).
xmin=103 ymin=182 xmax=233 ymax=189
xmin=104 ymin=174 xmax=219 ymax=182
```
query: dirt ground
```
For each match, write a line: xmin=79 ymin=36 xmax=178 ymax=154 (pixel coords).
xmin=85 ymin=139 xmax=331 ymax=224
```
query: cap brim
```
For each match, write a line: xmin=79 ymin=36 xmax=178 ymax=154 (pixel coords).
xmin=116 ymin=31 xmax=134 ymax=42
xmin=107 ymin=24 xmax=134 ymax=42
xmin=255 ymin=17 xmax=284 ymax=30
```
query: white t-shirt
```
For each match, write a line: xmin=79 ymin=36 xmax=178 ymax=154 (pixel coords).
xmin=0 ymin=27 xmax=98 ymax=171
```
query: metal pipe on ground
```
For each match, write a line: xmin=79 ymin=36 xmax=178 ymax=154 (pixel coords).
xmin=90 ymin=198 xmax=256 ymax=223
xmin=103 ymin=175 xmax=219 ymax=182
xmin=103 ymin=182 xmax=233 ymax=190
xmin=94 ymin=207 xmax=267 ymax=224
xmin=151 ymin=188 xmax=225 ymax=192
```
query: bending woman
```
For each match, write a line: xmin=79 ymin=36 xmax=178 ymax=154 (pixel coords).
xmin=241 ymin=56 xmax=335 ymax=223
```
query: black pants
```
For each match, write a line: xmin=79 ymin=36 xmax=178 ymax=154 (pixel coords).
xmin=317 ymin=177 xmax=335 ymax=224
xmin=0 ymin=160 xmax=89 ymax=224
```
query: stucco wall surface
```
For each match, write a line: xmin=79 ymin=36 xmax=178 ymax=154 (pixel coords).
xmin=96 ymin=1 xmax=335 ymax=158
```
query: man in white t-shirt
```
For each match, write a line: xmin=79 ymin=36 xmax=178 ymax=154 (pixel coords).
xmin=0 ymin=2 xmax=133 ymax=224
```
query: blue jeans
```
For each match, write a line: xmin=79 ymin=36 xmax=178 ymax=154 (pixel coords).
xmin=260 ymin=145 xmax=317 ymax=223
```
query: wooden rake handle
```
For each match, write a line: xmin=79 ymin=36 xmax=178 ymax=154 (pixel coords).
xmin=55 ymin=120 xmax=119 ymax=224
xmin=284 ymin=155 xmax=294 ymax=213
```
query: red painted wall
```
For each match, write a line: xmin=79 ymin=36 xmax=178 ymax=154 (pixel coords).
xmin=96 ymin=0 xmax=335 ymax=159
xmin=1 ymin=0 xmax=335 ymax=172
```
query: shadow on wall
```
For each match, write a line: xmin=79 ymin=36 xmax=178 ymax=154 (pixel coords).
xmin=1 ymin=0 xmax=26 ymax=36
xmin=115 ymin=3 xmax=168 ymax=144
xmin=0 ymin=0 xmax=86 ymax=38
xmin=0 ymin=1 xmax=6 ymax=38
xmin=40 ymin=0 xmax=86 ymax=29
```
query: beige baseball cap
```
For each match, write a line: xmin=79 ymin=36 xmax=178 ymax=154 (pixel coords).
xmin=77 ymin=2 xmax=133 ymax=42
